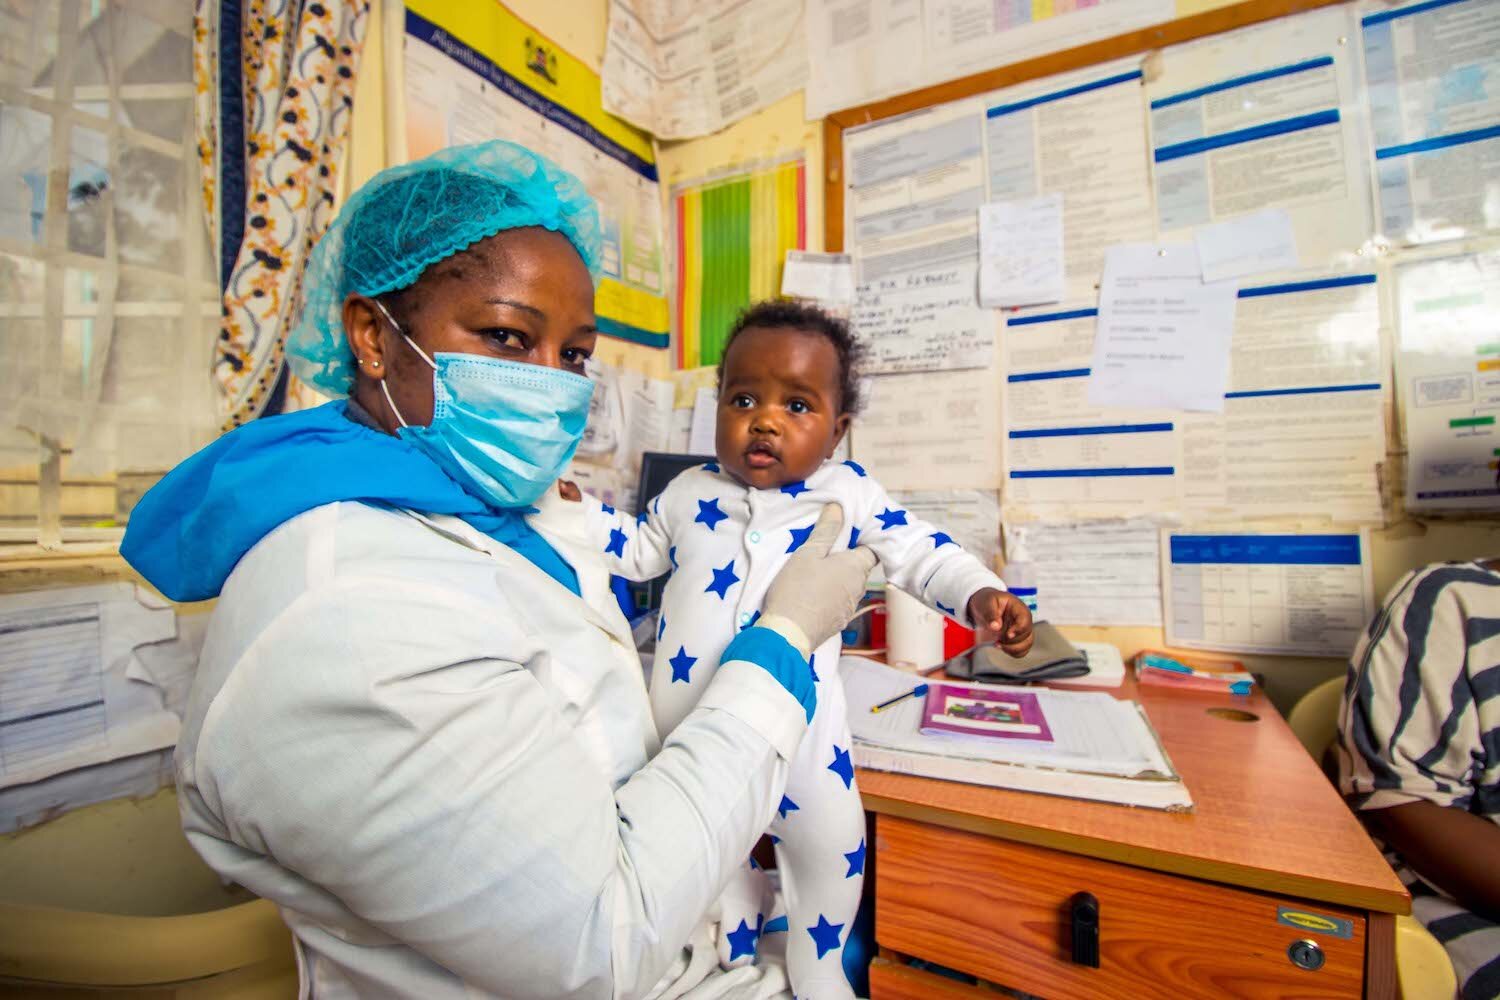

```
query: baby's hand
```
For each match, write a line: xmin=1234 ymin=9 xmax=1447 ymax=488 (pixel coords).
xmin=967 ymin=587 xmax=1035 ymax=658
xmin=557 ymin=480 xmax=582 ymax=502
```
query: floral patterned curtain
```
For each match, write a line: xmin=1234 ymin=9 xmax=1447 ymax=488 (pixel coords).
xmin=194 ymin=0 xmax=368 ymax=427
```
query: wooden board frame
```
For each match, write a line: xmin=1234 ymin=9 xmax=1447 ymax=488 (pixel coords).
xmin=821 ymin=0 xmax=1348 ymax=253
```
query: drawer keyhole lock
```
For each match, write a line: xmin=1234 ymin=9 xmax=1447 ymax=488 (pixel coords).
xmin=1069 ymin=892 xmax=1100 ymax=968
xmin=1288 ymin=938 xmax=1325 ymax=971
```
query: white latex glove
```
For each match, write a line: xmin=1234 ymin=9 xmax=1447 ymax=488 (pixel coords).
xmin=759 ymin=504 xmax=878 ymax=656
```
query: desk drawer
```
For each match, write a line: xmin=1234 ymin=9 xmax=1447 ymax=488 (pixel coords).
xmin=875 ymin=816 xmax=1366 ymax=999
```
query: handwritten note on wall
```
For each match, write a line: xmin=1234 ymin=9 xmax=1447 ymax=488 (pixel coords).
xmin=853 ymin=263 xmax=993 ymax=374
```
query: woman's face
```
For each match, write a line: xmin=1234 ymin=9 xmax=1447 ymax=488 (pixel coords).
xmin=344 ymin=226 xmax=597 ymax=433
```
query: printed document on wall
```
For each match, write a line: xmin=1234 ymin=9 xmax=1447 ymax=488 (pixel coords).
xmin=805 ymin=0 xmax=1172 ymax=119
xmin=0 ymin=584 xmax=179 ymax=790
xmin=1181 ymin=274 xmax=1385 ymax=522
xmin=1004 ymin=520 xmax=1164 ymax=626
xmin=845 ymin=100 xmax=992 ymax=373
xmin=1147 ymin=7 xmax=1374 ymax=267
xmin=1087 ymin=243 xmax=1238 ymax=413
xmin=1397 ymin=252 xmax=1500 ymax=510
xmin=404 ymin=1 xmax=670 ymax=349
xmin=978 ymin=194 xmax=1064 ymax=308
xmin=1362 ymin=0 xmax=1500 ymax=245
xmin=983 ymin=61 xmax=1156 ymax=302
xmin=1163 ymin=530 xmax=1375 ymax=656
xmin=852 ymin=349 xmax=1003 ymax=491
xmin=890 ymin=490 xmax=1002 ymax=567
xmin=1002 ymin=304 xmax=1181 ymax=520
xmin=601 ymin=0 xmax=807 ymax=140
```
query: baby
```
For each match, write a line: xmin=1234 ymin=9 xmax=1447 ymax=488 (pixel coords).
xmin=576 ymin=300 xmax=1033 ymax=998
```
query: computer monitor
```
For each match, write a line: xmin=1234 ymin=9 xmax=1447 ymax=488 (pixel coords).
xmin=632 ymin=451 xmax=716 ymax=611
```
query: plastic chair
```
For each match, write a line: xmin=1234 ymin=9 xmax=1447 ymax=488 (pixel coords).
xmin=1287 ymin=679 xmax=1459 ymax=1000
xmin=0 ymin=789 xmax=296 ymax=997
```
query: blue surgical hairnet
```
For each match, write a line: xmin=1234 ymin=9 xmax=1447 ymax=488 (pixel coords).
xmin=288 ymin=140 xmax=603 ymax=396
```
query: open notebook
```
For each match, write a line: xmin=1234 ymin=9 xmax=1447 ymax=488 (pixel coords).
xmin=842 ymin=657 xmax=1193 ymax=811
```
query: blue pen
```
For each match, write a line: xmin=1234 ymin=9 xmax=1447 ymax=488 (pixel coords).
xmin=870 ymin=683 xmax=929 ymax=714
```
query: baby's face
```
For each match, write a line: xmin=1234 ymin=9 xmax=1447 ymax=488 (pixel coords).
xmin=716 ymin=325 xmax=850 ymax=490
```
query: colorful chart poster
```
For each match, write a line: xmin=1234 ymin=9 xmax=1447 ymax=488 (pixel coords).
xmin=402 ymin=0 xmax=669 ymax=348
xmin=673 ymin=159 xmax=806 ymax=369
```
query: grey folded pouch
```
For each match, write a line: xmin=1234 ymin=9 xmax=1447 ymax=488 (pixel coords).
xmin=941 ymin=621 xmax=1090 ymax=683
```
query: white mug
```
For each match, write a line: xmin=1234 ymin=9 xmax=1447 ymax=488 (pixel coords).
xmin=885 ymin=583 xmax=945 ymax=671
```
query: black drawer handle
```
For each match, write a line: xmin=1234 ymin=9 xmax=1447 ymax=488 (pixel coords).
xmin=1070 ymin=892 xmax=1100 ymax=968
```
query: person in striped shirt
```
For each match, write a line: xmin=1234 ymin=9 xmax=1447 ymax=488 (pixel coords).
xmin=1339 ymin=560 xmax=1500 ymax=1000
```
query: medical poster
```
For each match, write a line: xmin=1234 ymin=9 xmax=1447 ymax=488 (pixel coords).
xmin=1180 ymin=274 xmax=1386 ymax=523
xmin=804 ymin=0 xmax=1173 ymax=120
xmin=1362 ymin=0 xmax=1500 ymax=245
xmin=983 ymin=60 xmax=1156 ymax=302
xmin=402 ymin=0 xmax=669 ymax=349
xmin=1397 ymin=252 xmax=1500 ymax=510
xmin=1146 ymin=7 xmax=1375 ymax=267
xmin=844 ymin=100 xmax=992 ymax=374
xmin=1002 ymin=304 xmax=1180 ymax=520
xmin=1163 ymin=530 xmax=1376 ymax=657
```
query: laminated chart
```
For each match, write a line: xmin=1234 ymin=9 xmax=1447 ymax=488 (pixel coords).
xmin=1179 ymin=275 xmax=1386 ymax=523
xmin=1002 ymin=305 xmax=1180 ymax=520
xmin=1146 ymin=8 xmax=1374 ymax=266
xmin=1362 ymin=0 xmax=1500 ymax=244
xmin=983 ymin=60 xmax=1156 ymax=302
xmin=1397 ymin=251 xmax=1500 ymax=510
xmin=1000 ymin=275 xmax=1385 ymax=523
xmin=1163 ymin=531 xmax=1375 ymax=657
xmin=845 ymin=100 xmax=994 ymax=374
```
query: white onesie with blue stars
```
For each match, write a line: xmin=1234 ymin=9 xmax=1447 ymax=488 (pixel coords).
xmin=582 ymin=457 xmax=1005 ymax=1000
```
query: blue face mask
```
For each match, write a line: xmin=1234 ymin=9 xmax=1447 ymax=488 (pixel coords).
xmin=374 ymin=303 xmax=594 ymax=509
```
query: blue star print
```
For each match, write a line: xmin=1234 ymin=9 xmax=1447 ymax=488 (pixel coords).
xmin=726 ymin=918 xmax=760 ymax=960
xmin=828 ymin=745 xmax=854 ymax=789
xmin=740 ymin=609 xmax=761 ymax=631
xmin=875 ymin=507 xmax=908 ymax=530
xmin=931 ymin=531 xmax=956 ymax=547
xmin=936 ymin=601 xmax=955 ymax=616
xmin=695 ymin=497 xmax=728 ymax=531
xmin=777 ymin=795 xmax=799 ymax=819
xmin=637 ymin=511 xmax=649 ymax=525
xmin=703 ymin=461 xmax=720 ymax=473
xmin=706 ymin=559 xmax=740 ymax=599
xmin=652 ymin=496 xmax=661 ymax=515
xmin=808 ymin=653 xmax=819 ymax=682
xmin=786 ymin=522 xmax=815 ymax=553
xmin=844 ymin=839 xmax=866 ymax=878
xmin=669 ymin=646 xmax=697 ymax=684
xmin=780 ymin=480 xmax=810 ymax=498
xmin=764 ymin=915 xmax=789 ymax=934
xmin=605 ymin=527 xmax=627 ymax=557
xmin=807 ymin=915 xmax=844 ymax=959
xmin=601 ymin=503 xmax=614 ymax=515
xmin=657 ymin=615 xmax=667 ymax=640
xmin=843 ymin=459 xmax=866 ymax=476
xmin=848 ymin=526 xmax=861 ymax=549
xmin=668 ymin=545 xmax=678 ymax=568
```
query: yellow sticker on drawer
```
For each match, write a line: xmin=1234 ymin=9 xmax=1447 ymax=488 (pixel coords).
xmin=1276 ymin=907 xmax=1353 ymax=939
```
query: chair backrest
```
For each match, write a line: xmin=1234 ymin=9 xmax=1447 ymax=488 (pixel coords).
xmin=1287 ymin=674 xmax=1345 ymax=761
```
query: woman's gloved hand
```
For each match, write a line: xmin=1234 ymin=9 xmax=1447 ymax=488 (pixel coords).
xmin=759 ymin=504 xmax=877 ymax=657
xmin=718 ymin=505 xmax=876 ymax=723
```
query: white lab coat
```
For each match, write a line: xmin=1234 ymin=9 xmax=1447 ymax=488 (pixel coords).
xmin=174 ymin=487 xmax=806 ymax=999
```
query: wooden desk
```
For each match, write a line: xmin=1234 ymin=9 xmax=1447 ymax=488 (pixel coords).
xmin=859 ymin=675 xmax=1409 ymax=1000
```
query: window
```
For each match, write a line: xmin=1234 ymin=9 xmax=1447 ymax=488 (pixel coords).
xmin=0 ymin=0 xmax=218 ymax=549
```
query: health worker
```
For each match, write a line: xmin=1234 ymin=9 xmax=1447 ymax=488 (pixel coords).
xmin=121 ymin=140 xmax=877 ymax=1000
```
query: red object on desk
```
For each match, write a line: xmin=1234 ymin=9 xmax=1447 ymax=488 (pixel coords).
xmin=867 ymin=605 xmax=974 ymax=658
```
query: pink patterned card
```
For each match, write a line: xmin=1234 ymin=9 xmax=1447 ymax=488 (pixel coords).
xmin=920 ymin=684 xmax=1054 ymax=743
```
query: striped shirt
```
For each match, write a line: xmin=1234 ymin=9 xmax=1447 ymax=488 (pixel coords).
xmin=1339 ymin=561 xmax=1500 ymax=1000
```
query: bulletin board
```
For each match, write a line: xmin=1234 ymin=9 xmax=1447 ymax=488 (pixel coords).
xmin=819 ymin=0 xmax=1500 ymax=638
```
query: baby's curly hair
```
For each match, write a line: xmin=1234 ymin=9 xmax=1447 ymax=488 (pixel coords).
xmin=717 ymin=300 xmax=868 ymax=414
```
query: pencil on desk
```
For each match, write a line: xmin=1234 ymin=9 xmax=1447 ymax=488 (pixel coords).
xmin=871 ymin=683 xmax=928 ymax=713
